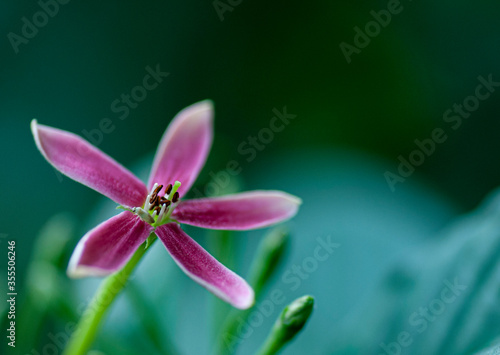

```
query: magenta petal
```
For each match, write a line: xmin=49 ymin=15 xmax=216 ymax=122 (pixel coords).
xmin=148 ymin=101 xmax=213 ymax=195
xmin=67 ymin=211 xmax=153 ymax=278
xmin=155 ymin=223 xmax=254 ymax=309
xmin=31 ymin=120 xmax=148 ymax=207
xmin=172 ymin=190 xmax=302 ymax=230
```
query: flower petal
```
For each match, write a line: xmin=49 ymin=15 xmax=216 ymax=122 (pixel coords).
xmin=67 ymin=211 xmax=153 ymax=278
xmin=148 ymin=101 xmax=213 ymax=195
xmin=31 ymin=120 xmax=148 ymax=207
xmin=172 ymin=190 xmax=302 ymax=230
xmin=155 ymin=223 xmax=254 ymax=309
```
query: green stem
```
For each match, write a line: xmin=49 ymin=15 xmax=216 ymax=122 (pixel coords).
xmin=63 ymin=234 xmax=157 ymax=355
xmin=255 ymin=333 xmax=283 ymax=355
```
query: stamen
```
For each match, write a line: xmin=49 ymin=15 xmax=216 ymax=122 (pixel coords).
xmin=160 ymin=200 xmax=171 ymax=208
xmin=150 ymin=194 xmax=159 ymax=205
xmin=144 ymin=194 xmax=152 ymax=210
xmin=149 ymin=184 xmax=164 ymax=206
xmin=131 ymin=181 xmax=183 ymax=226
xmin=153 ymin=184 xmax=163 ymax=196
xmin=146 ymin=183 xmax=159 ymax=209
xmin=157 ymin=203 xmax=168 ymax=223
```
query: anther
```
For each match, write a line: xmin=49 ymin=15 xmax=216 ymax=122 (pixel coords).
xmin=160 ymin=200 xmax=171 ymax=208
xmin=145 ymin=183 xmax=159 ymax=210
xmin=149 ymin=185 xmax=163 ymax=204
xmin=154 ymin=206 xmax=161 ymax=214
xmin=165 ymin=184 xmax=173 ymax=195
xmin=149 ymin=194 xmax=159 ymax=206
xmin=153 ymin=184 xmax=163 ymax=196
xmin=172 ymin=192 xmax=180 ymax=203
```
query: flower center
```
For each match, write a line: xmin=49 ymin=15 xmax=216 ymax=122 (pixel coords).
xmin=120 ymin=181 xmax=181 ymax=227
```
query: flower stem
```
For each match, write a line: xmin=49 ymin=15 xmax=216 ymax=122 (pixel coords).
xmin=63 ymin=234 xmax=157 ymax=355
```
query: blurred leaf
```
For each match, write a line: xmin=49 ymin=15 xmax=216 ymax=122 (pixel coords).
xmin=329 ymin=188 xmax=500 ymax=354
xmin=15 ymin=213 xmax=76 ymax=354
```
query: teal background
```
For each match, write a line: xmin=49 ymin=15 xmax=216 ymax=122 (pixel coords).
xmin=2 ymin=0 xmax=500 ymax=354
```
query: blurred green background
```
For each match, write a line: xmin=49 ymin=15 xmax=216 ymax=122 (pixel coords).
xmin=2 ymin=0 xmax=500 ymax=354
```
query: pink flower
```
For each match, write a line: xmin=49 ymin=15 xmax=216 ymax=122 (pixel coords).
xmin=31 ymin=101 xmax=301 ymax=309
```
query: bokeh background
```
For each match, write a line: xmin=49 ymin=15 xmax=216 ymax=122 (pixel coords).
xmin=2 ymin=1 xmax=500 ymax=354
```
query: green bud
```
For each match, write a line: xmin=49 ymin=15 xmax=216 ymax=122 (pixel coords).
xmin=256 ymin=295 xmax=315 ymax=355
xmin=280 ymin=295 xmax=315 ymax=340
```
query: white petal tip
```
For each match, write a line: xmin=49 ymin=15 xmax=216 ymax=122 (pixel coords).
xmin=31 ymin=119 xmax=41 ymax=144
xmin=183 ymin=100 xmax=214 ymax=123
xmin=258 ymin=191 xmax=302 ymax=205
xmin=288 ymin=194 xmax=303 ymax=205
xmin=193 ymin=99 xmax=214 ymax=111
xmin=273 ymin=191 xmax=302 ymax=211
xmin=30 ymin=120 xmax=54 ymax=162
xmin=233 ymin=290 xmax=256 ymax=310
